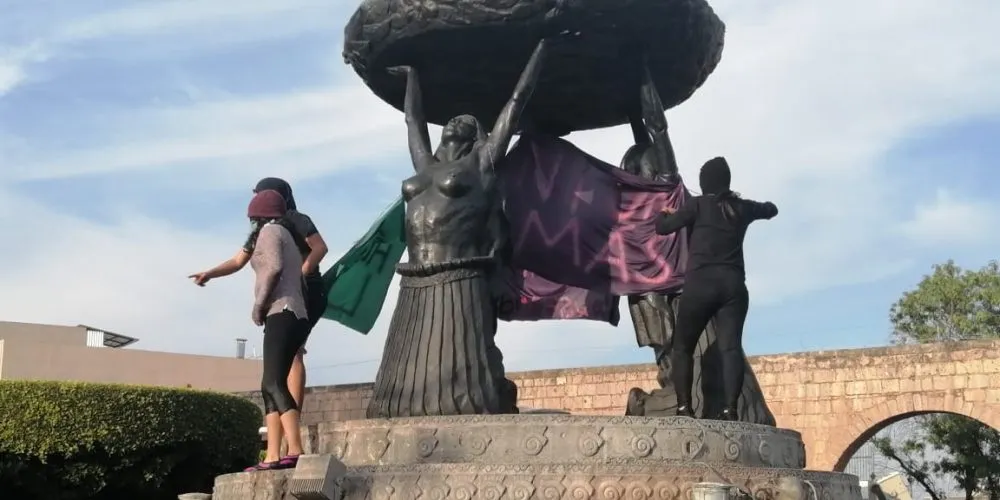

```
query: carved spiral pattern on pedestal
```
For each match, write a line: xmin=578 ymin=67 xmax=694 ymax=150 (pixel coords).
xmin=652 ymin=480 xmax=680 ymax=500
xmin=322 ymin=416 xmax=807 ymax=468
xmin=722 ymin=432 xmax=741 ymax=461
xmin=681 ymin=482 xmax=695 ymax=500
xmin=452 ymin=483 xmax=476 ymax=500
xmin=540 ymin=484 xmax=564 ymax=500
xmin=578 ymin=432 xmax=604 ymax=457
xmin=569 ymin=484 xmax=594 ymax=500
xmin=508 ymin=481 xmax=535 ymax=500
xmin=757 ymin=440 xmax=771 ymax=463
xmin=216 ymin=466 xmax=863 ymax=500
xmin=460 ymin=432 xmax=491 ymax=456
xmin=479 ymin=483 xmax=505 ymax=500
xmin=423 ymin=484 xmax=449 ymax=500
xmin=626 ymin=482 xmax=653 ymax=500
xmin=417 ymin=436 xmax=438 ymax=458
xmin=522 ymin=433 xmax=548 ymax=456
xmin=630 ymin=434 xmax=656 ymax=458
xmin=599 ymin=482 xmax=625 ymax=500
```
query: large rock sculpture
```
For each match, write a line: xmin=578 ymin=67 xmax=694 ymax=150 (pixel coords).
xmin=342 ymin=0 xmax=725 ymax=133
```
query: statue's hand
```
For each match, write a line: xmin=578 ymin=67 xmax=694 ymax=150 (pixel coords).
xmin=386 ymin=65 xmax=412 ymax=77
xmin=543 ymin=0 xmax=581 ymax=40
xmin=544 ymin=0 xmax=569 ymax=23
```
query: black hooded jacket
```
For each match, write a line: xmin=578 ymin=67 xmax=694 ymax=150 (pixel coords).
xmin=653 ymin=158 xmax=778 ymax=278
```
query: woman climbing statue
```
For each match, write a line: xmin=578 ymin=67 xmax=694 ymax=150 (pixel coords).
xmin=653 ymin=156 xmax=779 ymax=420
xmin=623 ymin=51 xmax=777 ymax=424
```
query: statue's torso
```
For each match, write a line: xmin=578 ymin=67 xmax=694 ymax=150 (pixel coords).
xmin=401 ymin=153 xmax=495 ymax=265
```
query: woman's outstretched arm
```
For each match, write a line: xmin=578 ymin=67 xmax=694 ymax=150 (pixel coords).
xmin=639 ymin=59 xmax=680 ymax=182
xmin=655 ymin=202 xmax=698 ymax=235
xmin=481 ymin=38 xmax=550 ymax=169
xmin=394 ymin=66 xmax=434 ymax=171
xmin=745 ymin=199 xmax=779 ymax=222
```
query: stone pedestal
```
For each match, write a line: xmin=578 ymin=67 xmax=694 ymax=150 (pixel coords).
xmin=212 ymin=415 xmax=861 ymax=499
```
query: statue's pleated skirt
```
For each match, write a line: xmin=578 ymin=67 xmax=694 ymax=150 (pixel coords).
xmin=367 ymin=258 xmax=506 ymax=418
xmin=628 ymin=294 xmax=777 ymax=426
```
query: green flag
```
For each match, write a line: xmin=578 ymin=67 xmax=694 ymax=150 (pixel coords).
xmin=321 ymin=197 xmax=406 ymax=334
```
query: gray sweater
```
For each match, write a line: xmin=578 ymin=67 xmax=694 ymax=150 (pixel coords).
xmin=251 ymin=222 xmax=307 ymax=320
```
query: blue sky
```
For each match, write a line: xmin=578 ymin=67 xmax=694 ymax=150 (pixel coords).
xmin=1 ymin=0 xmax=999 ymax=387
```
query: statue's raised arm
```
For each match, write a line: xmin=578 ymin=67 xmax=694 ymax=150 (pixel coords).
xmin=479 ymin=38 xmax=551 ymax=170
xmin=392 ymin=65 xmax=435 ymax=172
xmin=638 ymin=56 xmax=680 ymax=183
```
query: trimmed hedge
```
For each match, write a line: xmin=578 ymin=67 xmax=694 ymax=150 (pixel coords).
xmin=0 ymin=380 xmax=262 ymax=500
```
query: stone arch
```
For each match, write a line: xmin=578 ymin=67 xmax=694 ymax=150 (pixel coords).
xmin=830 ymin=390 xmax=1000 ymax=472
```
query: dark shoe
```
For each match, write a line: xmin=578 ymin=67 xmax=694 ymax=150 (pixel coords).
xmin=273 ymin=454 xmax=300 ymax=469
xmin=675 ymin=404 xmax=695 ymax=418
xmin=625 ymin=388 xmax=647 ymax=416
xmin=244 ymin=461 xmax=279 ymax=472
xmin=714 ymin=408 xmax=738 ymax=421
xmin=498 ymin=378 xmax=520 ymax=414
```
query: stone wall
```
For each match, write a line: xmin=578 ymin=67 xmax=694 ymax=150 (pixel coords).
xmin=242 ymin=340 xmax=1000 ymax=471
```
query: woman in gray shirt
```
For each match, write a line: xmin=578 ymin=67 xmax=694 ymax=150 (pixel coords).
xmin=244 ymin=189 xmax=310 ymax=471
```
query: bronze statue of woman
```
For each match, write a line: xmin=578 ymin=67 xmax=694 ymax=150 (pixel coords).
xmin=620 ymin=55 xmax=776 ymax=425
xmin=366 ymin=39 xmax=552 ymax=418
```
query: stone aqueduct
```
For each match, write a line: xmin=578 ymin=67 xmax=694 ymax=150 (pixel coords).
xmin=246 ymin=340 xmax=1000 ymax=471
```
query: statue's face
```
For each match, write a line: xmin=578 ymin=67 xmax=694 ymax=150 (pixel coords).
xmin=442 ymin=117 xmax=476 ymax=143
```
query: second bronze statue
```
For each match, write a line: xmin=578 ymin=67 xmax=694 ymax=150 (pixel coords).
xmin=621 ymin=55 xmax=776 ymax=425
xmin=366 ymin=38 xmax=555 ymax=418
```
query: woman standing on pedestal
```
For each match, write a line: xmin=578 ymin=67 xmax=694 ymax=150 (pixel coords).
xmin=654 ymin=157 xmax=779 ymax=421
xmin=366 ymin=37 xmax=554 ymax=418
xmin=243 ymin=190 xmax=310 ymax=471
xmin=623 ymin=54 xmax=777 ymax=424
xmin=189 ymin=178 xmax=328 ymax=416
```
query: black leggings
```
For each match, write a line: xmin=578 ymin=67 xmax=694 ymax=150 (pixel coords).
xmin=671 ymin=268 xmax=750 ymax=411
xmin=304 ymin=285 xmax=327 ymax=332
xmin=261 ymin=310 xmax=310 ymax=414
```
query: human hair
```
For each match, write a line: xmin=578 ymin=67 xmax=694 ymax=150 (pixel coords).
xmin=699 ymin=156 xmax=742 ymax=223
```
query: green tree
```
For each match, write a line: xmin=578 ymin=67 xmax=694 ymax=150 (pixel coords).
xmin=890 ymin=260 xmax=1000 ymax=343
xmin=874 ymin=260 xmax=1000 ymax=500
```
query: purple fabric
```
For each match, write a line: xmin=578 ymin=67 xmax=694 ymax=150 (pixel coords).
xmin=496 ymin=135 xmax=689 ymax=324
xmin=497 ymin=268 xmax=622 ymax=325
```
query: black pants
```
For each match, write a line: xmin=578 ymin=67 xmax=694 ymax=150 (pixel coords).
xmin=304 ymin=282 xmax=327 ymax=332
xmin=261 ymin=310 xmax=310 ymax=414
xmin=671 ymin=268 xmax=750 ymax=412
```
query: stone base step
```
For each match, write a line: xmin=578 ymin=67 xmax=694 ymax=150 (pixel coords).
xmin=316 ymin=415 xmax=807 ymax=469
xmin=213 ymin=462 xmax=861 ymax=500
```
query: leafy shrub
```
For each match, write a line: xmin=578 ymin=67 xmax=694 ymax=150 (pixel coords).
xmin=0 ymin=380 xmax=262 ymax=500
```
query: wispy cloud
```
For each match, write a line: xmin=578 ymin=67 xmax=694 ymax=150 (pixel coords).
xmin=0 ymin=0 xmax=343 ymax=97
xmin=900 ymin=189 xmax=998 ymax=246
xmin=6 ymin=84 xmax=404 ymax=182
